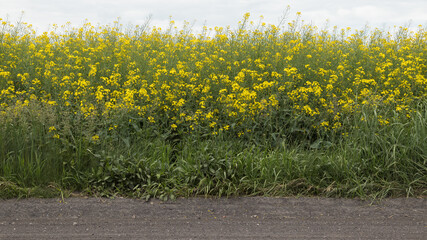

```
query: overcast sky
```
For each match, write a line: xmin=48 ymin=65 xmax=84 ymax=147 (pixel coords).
xmin=1 ymin=0 xmax=426 ymax=33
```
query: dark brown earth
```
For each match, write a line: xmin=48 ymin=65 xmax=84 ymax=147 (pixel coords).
xmin=0 ymin=197 xmax=425 ymax=239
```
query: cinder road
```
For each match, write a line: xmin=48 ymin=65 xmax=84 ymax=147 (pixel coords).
xmin=0 ymin=197 xmax=425 ymax=239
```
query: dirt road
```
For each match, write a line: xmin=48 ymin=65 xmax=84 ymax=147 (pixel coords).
xmin=0 ymin=197 xmax=425 ymax=239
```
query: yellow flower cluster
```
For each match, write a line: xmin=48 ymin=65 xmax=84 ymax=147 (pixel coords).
xmin=0 ymin=16 xmax=426 ymax=137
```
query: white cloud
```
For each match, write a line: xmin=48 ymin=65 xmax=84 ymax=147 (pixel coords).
xmin=0 ymin=0 xmax=426 ymax=33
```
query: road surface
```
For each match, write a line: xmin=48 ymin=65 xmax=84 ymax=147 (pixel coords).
xmin=0 ymin=197 xmax=425 ymax=239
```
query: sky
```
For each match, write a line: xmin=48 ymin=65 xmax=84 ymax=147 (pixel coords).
xmin=1 ymin=0 xmax=426 ymax=34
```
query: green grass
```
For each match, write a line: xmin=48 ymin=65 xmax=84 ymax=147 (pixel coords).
xmin=1 ymin=101 xmax=425 ymax=200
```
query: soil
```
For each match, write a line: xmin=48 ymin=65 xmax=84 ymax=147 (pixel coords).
xmin=0 ymin=196 xmax=425 ymax=239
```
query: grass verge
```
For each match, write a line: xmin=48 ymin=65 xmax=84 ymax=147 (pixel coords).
xmin=1 ymin=102 xmax=425 ymax=201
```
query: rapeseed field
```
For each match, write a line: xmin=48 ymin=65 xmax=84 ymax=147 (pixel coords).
xmin=0 ymin=13 xmax=426 ymax=200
